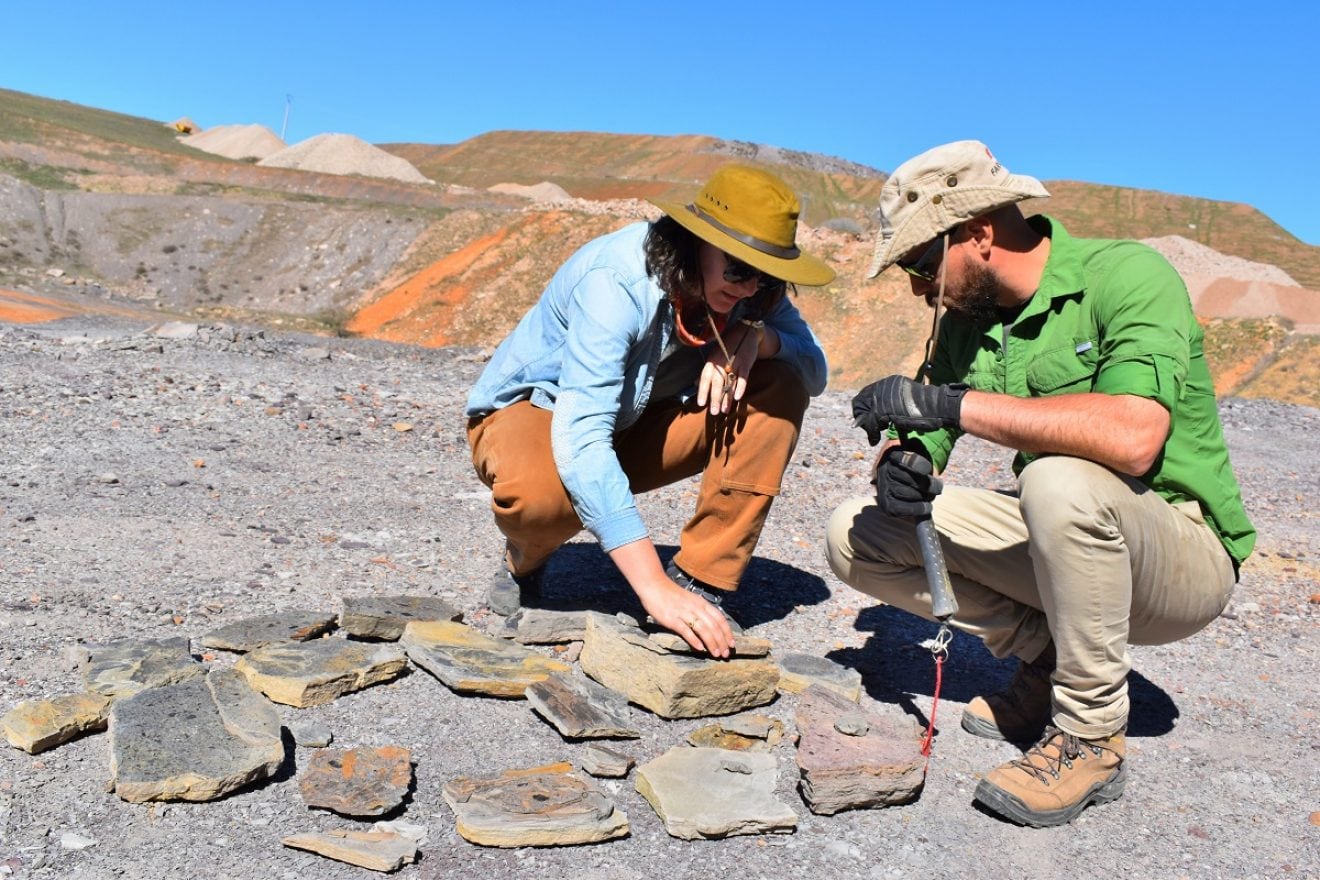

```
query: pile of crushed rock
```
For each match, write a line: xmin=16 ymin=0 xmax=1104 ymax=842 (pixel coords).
xmin=1143 ymin=234 xmax=1299 ymax=286
xmin=488 ymin=181 xmax=573 ymax=202
xmin=182 ymin=124 xmax=287 ymax=161
xmin=259 ymin=134 xmax=431 ymax=185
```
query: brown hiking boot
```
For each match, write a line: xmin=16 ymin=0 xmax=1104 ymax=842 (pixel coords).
xmin=961 ymin=643 xmax=1055 ymax=742
xmin=974 ymin=727 xmax=1127 ymax=827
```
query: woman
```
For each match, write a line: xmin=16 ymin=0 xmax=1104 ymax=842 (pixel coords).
xmin=465 ymin=165 xmax=833 ymax=657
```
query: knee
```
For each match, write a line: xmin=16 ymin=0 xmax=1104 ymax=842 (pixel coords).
xmin=1018 ymin=456 xmax=1133 ymax=532
xmin=825 ymin=495 xmax=883 ymax=582
xmin=743 ymin=359 xmax=809 ymax=423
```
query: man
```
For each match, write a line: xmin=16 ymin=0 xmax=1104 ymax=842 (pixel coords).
xmin=826 ymin=141 xmax=1254 ymax=827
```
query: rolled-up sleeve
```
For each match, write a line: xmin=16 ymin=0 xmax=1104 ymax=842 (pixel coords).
xmin=550 ymin=268 xmax=649 ymax=552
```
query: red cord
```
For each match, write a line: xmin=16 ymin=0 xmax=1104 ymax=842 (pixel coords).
xmin=920 ymin=652 xmax=945 ymax=762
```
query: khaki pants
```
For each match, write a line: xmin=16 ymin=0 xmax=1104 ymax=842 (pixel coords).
xmin=825 ymin=455 xmax=1236 ymax=738
xmin=468 ymin=360 xmax=808 ymax=591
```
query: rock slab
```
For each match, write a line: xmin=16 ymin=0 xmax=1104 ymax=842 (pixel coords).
xmin=794 ymin=685 xmax=925 ymax=814
xmin=340 ymin=595 xmax=462 ymax=640
xmin=777 ymin=653 xmax=863 ymax=702
xmin=108 ymin=668 xmax=285 ymax=802
xmin=401 ymin=621 xmax=570 ymax=698
xmin=83 ymin=638 xmax=205 ymax=697
xmin=501 ymin=608 xmax=589 ymax=644
xmin=634 ymin=747 xmax=797 ymax=839
xmin=581 ymin=744 xmax=634 ymax=778
xmin=282 ymin=829 xmax=418 ymax=872
xmin=200 ymin=611 xmax=338 ymax=653
xmin=578 ymin=613 xmax=778 ymax=718
xmin=525 ymin=672 xmax=639 ymax=739
xmin=235 ymin=639 xmax=407 ymax=708
xmin=2 ymin=692 xmax=112 ymax=753
xmin=442 ymin=762 xmax=629 ymax=847
xmin=687 ymin=714 xmax=784 ymax=752
xmin=300 ymin=745 xmax=413 ymax=817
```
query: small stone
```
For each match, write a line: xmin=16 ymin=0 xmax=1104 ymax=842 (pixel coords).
xmin=282 ymin=829 xmax=417 ymax=872
xmin=635 ymin=747 xmax=797 ymax=839
xmin=235 ymin=639 xmax=407 ymax=708
xmin=401 ymin=621 xmax=570 ymax=698
xmin=581 ymin=744 xmax=634 ymax=778
xmin=443 ymin=762 xmax=628 ymax=848
xmin=2 ymin=692 xmax=112 ymax=753
xmin=62 ymin=644 xmax=91 ymax=671
xmin=83 ymin=638 xmax=205 ymax=697
xmin=300 ymin=746 xmax=413 ymax=817
xmin=340 ymin=595 xmax=461 ymax=641
xmin=200 ymin=611 xmax=338 ymax=653
xmin=525 ymin=672 xmax=639 ymax=739
xmin=289 ymin=721 xmax=333 ymax=748
xmin=687 ymin=715 xmax=784 ymax=752
xmin=98 ymin=473 xmax=120 ymax=485
xmin=150 ymin=322 xmax=199 ymax=340
xmin=834 ymin=714 xmax=870 ymax=737
xmin=58 ymin=832 xmax=96 ymax=850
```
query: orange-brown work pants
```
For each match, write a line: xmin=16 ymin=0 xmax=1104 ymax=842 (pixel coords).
xmin=466 ymin=360 xmax=808 ymax=591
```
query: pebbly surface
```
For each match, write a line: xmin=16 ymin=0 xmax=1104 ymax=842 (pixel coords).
xmin=0 ymin=315 xmax=1316 ymax=879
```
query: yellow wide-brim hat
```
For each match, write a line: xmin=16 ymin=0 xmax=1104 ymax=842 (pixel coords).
xmin=650 ymin=165 xmax=835 ymax=287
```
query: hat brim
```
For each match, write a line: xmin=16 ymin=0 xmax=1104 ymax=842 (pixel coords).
xmin=650 ymin=199 xmax=835 ymax=287
xmin=866 ymin=174 xmax=1050 ymax=278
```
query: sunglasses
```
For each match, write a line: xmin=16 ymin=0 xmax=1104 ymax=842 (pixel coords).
xmin=722 ymin=253 xmax=771 ymax=286
xmin=897 ymin=231 xmax=950 ymax=282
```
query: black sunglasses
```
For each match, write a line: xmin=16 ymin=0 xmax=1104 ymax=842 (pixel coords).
xmin=897 ymin=234 xmax=947 ymax=283
xmin=722 ymin=253 xmax=771 ymax=285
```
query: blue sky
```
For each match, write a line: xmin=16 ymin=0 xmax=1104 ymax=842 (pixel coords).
xmin=5 ymin=1 xmax=1318 ymax=244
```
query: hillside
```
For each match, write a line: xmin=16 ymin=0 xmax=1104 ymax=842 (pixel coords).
xmin=1 ymin=87 xmax=1318 ymax=406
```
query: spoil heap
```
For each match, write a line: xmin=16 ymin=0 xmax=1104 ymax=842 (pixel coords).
xmin=182 ymin=124 xmax=286 ymax=161
xmin=259 ymin=133 xmax=431 ymax=184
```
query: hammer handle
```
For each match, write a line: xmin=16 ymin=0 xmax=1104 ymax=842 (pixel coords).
xmin=893 ymin=450 xmax=960 ymax=621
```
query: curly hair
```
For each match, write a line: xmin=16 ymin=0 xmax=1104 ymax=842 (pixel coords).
xmin=643 ymin=216 xmax=789 ymax=319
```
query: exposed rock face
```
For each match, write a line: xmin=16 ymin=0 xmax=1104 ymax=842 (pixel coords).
xmin=776 ymin=653 xmax=863 ymax=702
xmin=282 ymin=829 xmax=418 ymax=872
xmin=794 ymin=685 xmax=925 ymax=815
xmin=234 ymin=639 xmax=407 ymax=708
xmin=525 ymin=672 xmax=640 ymax=739
xmin=578 ymin=613 xmax=779 ymax=719
xmin=108 ymin=668 xmax=285 ymax=803
xmin=300 ymin=746 xmax=413 ymax=817
xmin=634 ymin=747 xmax=797 ymax=839
xmin=340 ymin=595 xmax=462 ymax=640
xmin=200 ymin=611 xmax=338 ymax=653
xmin=83 ymin=638 xmax=205 ymax=697
xmin=442 ymin=762 xmax=629 ymax=847
xmin=400 ymin=621 xmax=570 ymax=698
xmin=2 ymin=692 xmax=112 ymax=754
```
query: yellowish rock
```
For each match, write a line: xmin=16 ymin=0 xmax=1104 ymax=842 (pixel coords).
xmin=401 ymin=620 xmax=570 ymax=698
xmin=235 ymin=639 xmax=407 ymax=708
xmin=3 ymin=692 xmax=112 ymax=754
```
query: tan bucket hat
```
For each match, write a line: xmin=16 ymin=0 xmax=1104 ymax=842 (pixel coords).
xmin=867 ymin=140 xmax=1050 ymax=278
xmin=651 ymin=165 xmax=835 ymax=287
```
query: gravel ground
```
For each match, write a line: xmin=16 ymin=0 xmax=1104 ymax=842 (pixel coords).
xmin=0 ymin=314 xmax=1316 ymax=880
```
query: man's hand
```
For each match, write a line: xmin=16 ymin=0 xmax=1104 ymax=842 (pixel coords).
xmin=852 ymin=375 xmax=968 ymax=441
xmin=874 ymin=445 xmax=943 ymax=517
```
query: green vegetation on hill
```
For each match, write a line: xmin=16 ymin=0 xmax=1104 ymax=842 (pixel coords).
xmin=0 ymin=88 xmax=202 ymax=160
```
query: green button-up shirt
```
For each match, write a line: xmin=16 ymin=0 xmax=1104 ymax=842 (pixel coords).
xmin=915 ymin=216 xmax=1255 ymax=564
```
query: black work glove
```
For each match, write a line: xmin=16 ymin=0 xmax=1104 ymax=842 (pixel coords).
xmin=851 ymin=375 xmax=968 ymax=442
xmin=874 ymin=445 xmax=944 ymax=517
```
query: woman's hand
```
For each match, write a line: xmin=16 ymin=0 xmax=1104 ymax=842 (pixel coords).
xmin=696 ymin=322 xmax=761 ymax=416
xmin=637 ymin=579 xmax=735 ymax=658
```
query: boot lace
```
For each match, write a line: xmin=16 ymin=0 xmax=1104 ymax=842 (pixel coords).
xmin=1009 ymin=728 xmax=1116 ymax=786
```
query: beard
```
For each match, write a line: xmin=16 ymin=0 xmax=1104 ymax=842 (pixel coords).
xmin=939 ymin=259 xmax=1002 ymax=328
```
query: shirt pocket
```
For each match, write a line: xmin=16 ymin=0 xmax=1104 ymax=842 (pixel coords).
xmin=1026 ymin=340 xmax=1099 ymax=396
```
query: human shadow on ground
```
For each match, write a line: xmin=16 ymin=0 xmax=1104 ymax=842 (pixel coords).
xmin=528 ymin=541 xmax=831 ymax=628
xmin=828 ymin=604 xmax=1179 ymax=738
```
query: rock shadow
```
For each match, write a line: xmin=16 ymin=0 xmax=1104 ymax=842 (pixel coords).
xmin=827 ymin=604 xmax=1179 ymax=738
xmin=528 ymin=541 xmax=831 ymax=628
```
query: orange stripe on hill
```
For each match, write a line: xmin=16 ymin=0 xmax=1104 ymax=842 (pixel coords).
xmin=346 ymin=228 xmax=510 ymax=338
xmin=0 ymin=289 xmax=77 ymax=323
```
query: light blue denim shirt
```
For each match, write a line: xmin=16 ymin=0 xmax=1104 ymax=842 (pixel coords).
xmin=466 ymin=222 xmax=828 ymax=552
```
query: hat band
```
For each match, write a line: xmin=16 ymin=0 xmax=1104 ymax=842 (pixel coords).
xmin=687 ymin=204 xmax=800 ymax=259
